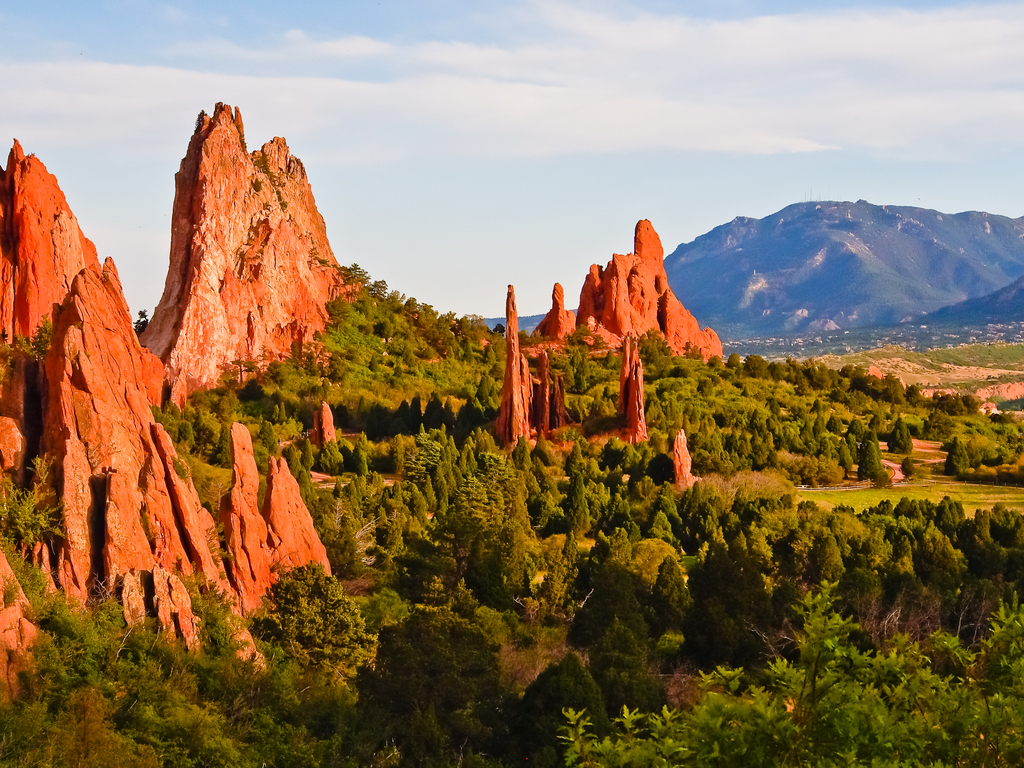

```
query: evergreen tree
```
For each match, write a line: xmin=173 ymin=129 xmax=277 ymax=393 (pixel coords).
xmin=945 ymin=437 xmax=970 ymax=476
xmin=857 ymin=432 xmax=884 ymax=482
xmin=890 ymin=416 xmax=913 ymax=454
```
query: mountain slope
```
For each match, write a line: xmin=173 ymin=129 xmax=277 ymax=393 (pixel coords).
xmin=924 ymin=272 xmax=1024 ymax=326
xmin=664 ymin=200 xmax=1024 ymax=337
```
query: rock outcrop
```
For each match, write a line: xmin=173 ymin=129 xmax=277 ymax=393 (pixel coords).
xmin=530 ymin=349 xmax=572 ymax=435
xmin=496 ymin=285 xmax=532 ymax=446
xmin=0 ymin=548 xmax=37 ymax=701
xmin=141 ymin=103 xmax=350 ymax=406
xmin=0 ymin=141 xmax=99 ymax=342
xmin=264 ymin=457 xmax=331 ymax=574
xmin=220 ymin=423 xmax=332 ymax=615
xmin=41 ymin=259 xmax=228 ymax=648
xmin=0 ymin=353 xmax=41 ymax=483
xmin=619 ymin=336 xmax=647 ymax=444
xmin=312 ymin=401 xmax=336 ymax=447
xmin=219 ymin=424 xmax=273 ymax=616
xmin=673 ymin=429 xmax=697 ymax=489
xmin=577 ymin=221 xmax=722 ymax=361
xmin=534 ymin=283 xmax=577 ymax=340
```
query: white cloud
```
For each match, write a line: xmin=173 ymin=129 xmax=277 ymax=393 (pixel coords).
xmin=4 ymin=2 xmax=1024 ymax=164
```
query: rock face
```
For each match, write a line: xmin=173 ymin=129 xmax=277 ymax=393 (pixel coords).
xmin=0 ymin=548 xmax=37 ymax=701
xmin=673 ymin=429 xmax=697 ymax=489
xmin=534 ymin=283 xmax=577 ymax=340
xmin=530 ymin=349 xmax=572 ymax=435
xmin=577 ymin=220 xmax=722 ymax=361
xmin=0 ymin=141 xmax=99 ymax=342
xmin=141 ymin=103 xmax=349 ymax=406
xmin=41 ymin=259 xmax=228 ymax=648
xmin=312 ymin=401 xmax=336 ymax=447
xmin=220 ymin=423 xmax=332 ymax=615
xmin=496 ymin=285 xmax=532 ymax=446
xmin=219 ymin=423 xmax=273 ymax=616
xmin=619 ymin=336 xmax=647 ymax=444
xmin=264 ymin=457 xmax=331 ymax=574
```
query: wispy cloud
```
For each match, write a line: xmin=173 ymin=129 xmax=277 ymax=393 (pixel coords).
xmin=4 ymin=1 xmax=1024 ymax=164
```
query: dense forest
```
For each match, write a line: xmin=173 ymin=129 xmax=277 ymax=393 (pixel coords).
xmin=2 ymin=266 xmax=1024 ymax=767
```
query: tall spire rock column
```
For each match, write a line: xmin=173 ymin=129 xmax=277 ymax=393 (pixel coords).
xmin=0 ymin=141 xmax=99 ymax=341
xmin=619 ymin=336 xmax=648 ymax=444
xmin=673 ymin=429 xmax=698 ymax=488
xmin=496 ymin=285 xmax=532 ymax=446
xmin=141 ymin=103 xmax=349 ymax=406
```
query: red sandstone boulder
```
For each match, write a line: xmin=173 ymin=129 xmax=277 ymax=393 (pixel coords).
xmin=577 ymin=221 xmax=722 ymax=360
xmin=153 ymin=565 xmax=202 ymax=651
xmin=0 ymin=141 xmax=99 ymax=342
xmin=312 ymin=401 xmax=336 ymax=447
xmin=0 ymin=418 xmax=24 ymax=478
xmin=673 ymin=429 xmax=697 ymax=489
xmin=619 ymin=336 xmax=647 ymax=444
xmin=264 ymin=457 xmax=331 ymax=574
xmin=0 ymin=548 xmax=36 ymax=701
xmin=496 ymin=285 xmax=532 ymax=446
xmin=219 ymin=423 xmax=273 ymax=616
xmin=141 ymin=104 xmax=351 ymax=406
xmin=534 ymin=283 xmax=577 ymax=340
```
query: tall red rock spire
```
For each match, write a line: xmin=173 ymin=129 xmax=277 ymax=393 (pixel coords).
xmin=577 ymin=220 xmax=722 ymax=361
xmin=0 ymin=141 xmax=99 ymax=342
xmin=619 ymin=336 xmax=647 ymax=444
xmin=141 ymin=103 xmax=349 ymax=406
xmin=496 ymin=285 xmax=532 ymax=446
xmin=673 ymin=429 xmax=697 ymax=489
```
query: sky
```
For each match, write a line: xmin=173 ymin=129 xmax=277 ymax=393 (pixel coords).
xmin=3 ymin=0 xmax=1024 ymax=319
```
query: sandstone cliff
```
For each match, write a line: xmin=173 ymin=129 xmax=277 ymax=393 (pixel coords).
xmin=141 ymin=103 xmax=348 ymax=406
xmin=577 ymin=220 xmax=722 ymax=361
xmin=673 ymin=429 xmax=697 ymax=489
xmin=0 ymin=141 xmax=99 ymax=342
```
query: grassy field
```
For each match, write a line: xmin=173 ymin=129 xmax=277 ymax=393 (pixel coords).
xmin=800 ymin=479 xmax=1024 ymax=514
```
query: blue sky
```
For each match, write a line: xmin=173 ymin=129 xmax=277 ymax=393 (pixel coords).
xmin=3 ymin=0 xmax=1024 ymax=318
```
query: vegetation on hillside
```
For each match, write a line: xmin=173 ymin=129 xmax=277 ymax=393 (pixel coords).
xmin=3 ymin=266 xmax=1024 ymax=766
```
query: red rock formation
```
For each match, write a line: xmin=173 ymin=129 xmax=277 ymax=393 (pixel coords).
xmin=220 ymin=423 xmax=332 ymax=615
xmin=152 ymin=565 xmax=201 ymax=651
xmin=866 ymin=364 xmax=884 ymax=379
xmin=141 ymin=103 xmax=350 ymax=407
xmin=577 ymin=220 xmax=722 ymax=361
xmin=219 ymin=423 xmax=273 ymax=616
xmin=673 ymin=429 xmax=697 ymax=489
xmin=0 ymin=548 xmax=37 ymax=701
xmin=0 ymin=141 xmax=99 ymax=342
xmin=312 ymin=401 xmax=336 ymax=447
xmin=0 ymin=418 xmax=24 ymax=478
xmin=0 ymin=353 xmax=41 ymax=483
xmin=619 ymin=336 xmax=647 ymax=444
xmin=530 ymin=349 xmax=573 ymax=435
xmin=496 ymin=285 xmax=532 ymax=446
xmin=41 ymin=260 xmax=226 ymax=651
xmin=534 ymin=283 xmax=577 ymax=340
xmin=264 ymin=457 xmax=331 ymax=574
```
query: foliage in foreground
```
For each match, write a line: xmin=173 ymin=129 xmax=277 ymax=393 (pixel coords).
xmin=563 ymin=587 xmax=1024 ymax=767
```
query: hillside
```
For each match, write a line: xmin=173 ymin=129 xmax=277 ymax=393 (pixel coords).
xmin=924 ymin=272 xmax=1024 ymax=326
xmin=664 ymin=200 xmax=1024 ymax=338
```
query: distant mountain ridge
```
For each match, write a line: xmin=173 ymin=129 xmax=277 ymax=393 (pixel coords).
xmin=664 ymin=200 xmax=1024 ymax=338
xmin=924 ymin=272 xmax=1024 ymax=326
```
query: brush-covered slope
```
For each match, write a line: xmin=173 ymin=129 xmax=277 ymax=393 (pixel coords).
xmin=664 ymin=200 xmax=1024 ymax=337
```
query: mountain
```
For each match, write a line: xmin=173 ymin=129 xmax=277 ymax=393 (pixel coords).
xmin=923 ymin=272 xmax=1024 ymax=326
xmin=664 ymin=200 xmax=1024 ymax=338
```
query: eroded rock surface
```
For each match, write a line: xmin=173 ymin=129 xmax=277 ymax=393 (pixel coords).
xmin=673 ymin=429 xmax=697 ymax=489
xmin=619 ymin=336 xmax=648 ymax=444
xmin=141 ymin=103 xmax=349 ymax=406
xmin=534 ymin=283 xmax=577 ymax=340
xmin=0 ymin=548 xmax=36 ymax=701
xmin=264 ymin=457 xmax=331 ymax=574
xmin=0 ymin=141 xmax=99 ymax=341
xmin=497 ymin=285 xmax=532 ymax=446
xmin=577 ymin=220 xmax=722 ymax=360
xmin=312 ymin=401 xmax=336 ymax=447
